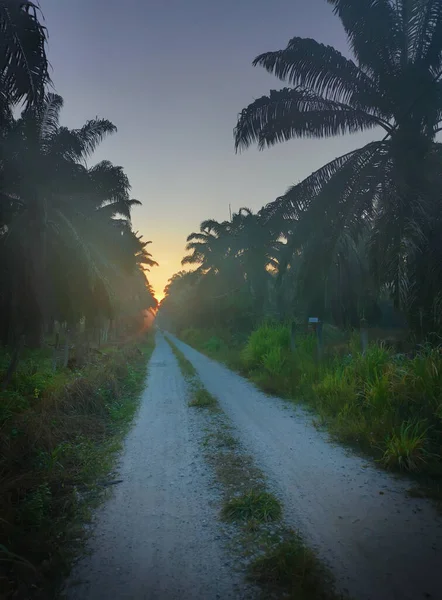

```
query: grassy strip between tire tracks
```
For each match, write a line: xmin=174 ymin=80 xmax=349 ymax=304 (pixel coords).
xmin=0 ymin=333 xmax=155 ymax=599
xmin=165 ymin=335 xmax=343 ymax=600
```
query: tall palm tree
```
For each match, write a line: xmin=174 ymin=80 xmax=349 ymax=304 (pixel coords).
xmin=234 ymin=0 xmax=442 ymax=329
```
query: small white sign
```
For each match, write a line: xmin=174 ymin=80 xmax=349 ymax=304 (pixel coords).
xmin=308 ymin=317 xmax=319 ymax=323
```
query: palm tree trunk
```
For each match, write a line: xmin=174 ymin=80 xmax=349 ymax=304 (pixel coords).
xmin=1 ymin=334 xmax=25 ymax=390
xmin=26 ymin=194 xmax=48 ymax=348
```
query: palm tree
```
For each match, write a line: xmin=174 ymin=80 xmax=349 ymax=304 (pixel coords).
xmin=0 ymin=93 xmax=151 ymax=345
xmin=234 ymin=0 xmax=442 ymax=329
xmin=182 ymin=219 xmax=233 ymax=274
xmin=0 ymin=0 xmax=49 ymax=119
xmin=227 ymin=207 xmax=282 ymax=314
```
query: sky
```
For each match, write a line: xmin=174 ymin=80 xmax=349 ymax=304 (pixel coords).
xmin=40 ymin=0 xmax=376 ymax=301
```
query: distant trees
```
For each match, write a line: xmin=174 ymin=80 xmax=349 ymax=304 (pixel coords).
xmin=183 ymin=208 xmax=281 ymax=313
xmin=0 ymin=3 xmax=157 ymax=350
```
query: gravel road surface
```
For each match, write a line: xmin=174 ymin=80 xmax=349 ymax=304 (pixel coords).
xmin=66 ymin=334 xmax=241 ymax=600
xmin=171 ymin=334 xmax=442 ymax=600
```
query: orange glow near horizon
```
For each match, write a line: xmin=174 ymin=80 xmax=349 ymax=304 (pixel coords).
xmin=140 ymin=236 xmax=190 ymax=306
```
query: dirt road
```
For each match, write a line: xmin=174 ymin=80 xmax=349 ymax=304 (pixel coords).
xmin=66 ymin=335 xmax=241 ymax=600
xmin=170 ymin=334 xmax=442 ymax=600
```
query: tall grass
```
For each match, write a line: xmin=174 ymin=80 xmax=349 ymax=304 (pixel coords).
xmin=179 ymin=323 xmax=442 ymax=479
xmin=241 ymin=324 xmax=442 ymax=477
xmin=0 ymin=334 xmax=154 ymax=598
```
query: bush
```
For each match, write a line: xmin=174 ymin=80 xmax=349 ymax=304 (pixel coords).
xmin=204 ymin=336 xmax=224 ymax=353
xmin=241 ymin=324 xmax=290 ymax=370
xmin=382 ymin=421 xmax=431 ymax=472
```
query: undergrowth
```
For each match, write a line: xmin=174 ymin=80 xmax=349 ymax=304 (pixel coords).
xmin=0 ymin=333 xmax=154 ymax=599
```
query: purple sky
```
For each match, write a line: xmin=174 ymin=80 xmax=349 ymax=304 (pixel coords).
xmin=40 ymin=0 xmax=377 ymax=298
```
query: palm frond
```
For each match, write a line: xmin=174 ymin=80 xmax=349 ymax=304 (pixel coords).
xmin=199 ymin=218 xmax=228 ymax=236
xmin=326 ymin=0 xmax=402 ymax=79
xmin=0 ymin=0 xmax=49 ymax=106
xmin=417 ymin=0 xmax=442 ymax=72
xmin=47 ymin=126 xmax=83 ymax=161
xmin=38 ymin=93 xmax=63 ymax=141
xmin=74 ymin=119 xmax=117 ymax=161
xmin=234 ymin=87 xmax=382 ymax=151
xmin=263 ymin=143 xmax=382 ymax=226
xmin=253 ymin=36 xmax=384 ymax=112
xmin=186 ymin=232 xmax=211 ymax=243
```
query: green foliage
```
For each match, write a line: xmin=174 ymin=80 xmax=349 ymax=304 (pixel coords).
xmin=248 ymin=535 xmax=333 ymax=599
xmin=20 ymin=484 xmax=52 ymax=528
xmin=242 ymin=324 xmax=290 ymax=370
xmin=382 ymin=421 xmax=431 ymax=472
xmin=235 ymin=323 xmax=442 ymax=477
xmin=221 ymin=490 xmax=282 ymax=523
xmin=204 ymin=336 xmax=224 ymax=353
xmin=189 ymin=387 xmax=218 ymax=409
xmin=0 ymin=334 xmax=154 ymax=597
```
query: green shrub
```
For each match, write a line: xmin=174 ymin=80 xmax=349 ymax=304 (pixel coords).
xmin=221 ymin=490 xmax=282 ymax=523
xmin=382 ymin=421 xmax=431 ymax=472
xmin=204 ymin=336 xmax=224 ymax=353
xmin=262 ymin=346 xmax=286 ymax=376
xmin=242 ymin=324 xmax=290 ymax=370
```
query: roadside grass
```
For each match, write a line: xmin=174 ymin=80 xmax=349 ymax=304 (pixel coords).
xmin=165 ymin=336 xmax=219 ymax=412
xmin=178 ymin=325 xmax=442 ymax=504
xmin=248 ymin=534 xmax=334 ymax=600
xmin=0 ymin=333 xmax=154 ymax=599
xmin=166 ymin=339 xmax=196 ymax=378
xmin=221 ymin=489 xmax=282 ymax=523
xmin=167 ymin=333 xmax=340 ymax=599
xmin=189 ymin=387 xmax=218 ymax=408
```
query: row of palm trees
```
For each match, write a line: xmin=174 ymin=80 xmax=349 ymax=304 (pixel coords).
xmin=162 ymin=0 xmax=442 ymax=336
xmin=0 ymin=1 xmax=157 ymax=350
